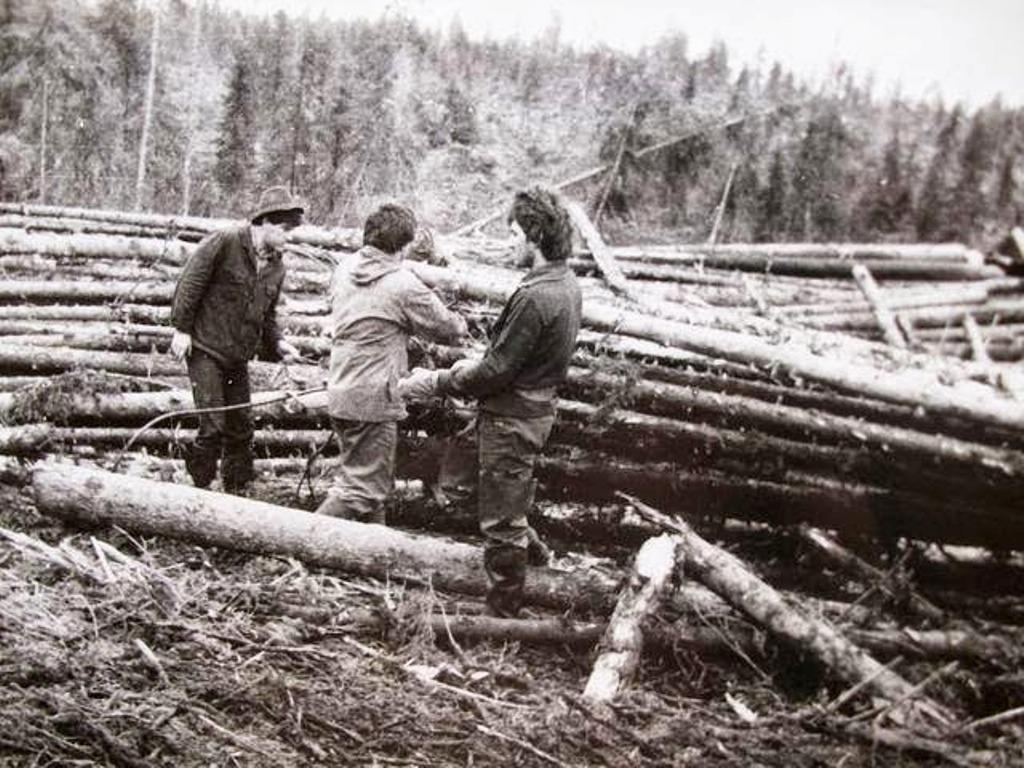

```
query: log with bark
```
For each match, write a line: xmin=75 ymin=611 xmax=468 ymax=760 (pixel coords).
xmin=572 ymin=252 xmax=999 ymax=281
xmin=582 ymin=534 xmax=679 ymax=704
xmin=605 ymin=242 xmax=985 ymax=264
xmin=0 ymin=279 xmax=173 ymax=304
xmin=0 ymin=204 xmax=362 ymax=250
xmin=621 ymin=493 xmax=953 ymax=729
xmin=798 ymin=525 xmax=945 ymax=623
xmin=27 ymin=462 xmax=616 ymax=615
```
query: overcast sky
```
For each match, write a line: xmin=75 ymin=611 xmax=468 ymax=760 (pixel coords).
xmin=229 ymin=0 xmax=1024 ymax=106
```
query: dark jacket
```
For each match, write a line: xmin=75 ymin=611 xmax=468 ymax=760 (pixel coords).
xmin=327 ymin=245 xmax=466 ymax=422
xmin=171 ymin=225 xmax=285 ymax=367
xmin=439 ymin=261 xmax=582 ymax=417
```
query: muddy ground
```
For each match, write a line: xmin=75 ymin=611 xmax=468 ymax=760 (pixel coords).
xmin=1 ymin=471 xmax=1023 ymax=767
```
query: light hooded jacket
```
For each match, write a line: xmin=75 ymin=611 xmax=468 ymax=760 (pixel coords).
xmin=326 ymin=245 xmax=466 ymax=421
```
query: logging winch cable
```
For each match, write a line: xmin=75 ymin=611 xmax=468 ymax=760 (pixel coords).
xmin=113 ymin=384 xmax=329 ymax=472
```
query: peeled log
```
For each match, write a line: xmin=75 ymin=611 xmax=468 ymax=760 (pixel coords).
xmin=583 ymin=534 xmax=679 ymax=704
xmin=625 ymin=495 xmax=950 ymax=726
xmin=31 ymin=463 xmax=616 ymax=615
xmin=0 ymin=279 xmax=173 ymax=304
xmin=0 ymin=227 xmax=193 ymax=265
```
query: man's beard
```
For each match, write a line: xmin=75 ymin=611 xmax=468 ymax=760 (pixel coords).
xmin=515 ymin=244 xmax=535 ymax=269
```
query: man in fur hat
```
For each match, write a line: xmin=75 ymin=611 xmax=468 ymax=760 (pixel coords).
xmin=397 ymin=187 xmax=582 ymax=616
xmin=170 ymin=186 xmax=304 ymax=494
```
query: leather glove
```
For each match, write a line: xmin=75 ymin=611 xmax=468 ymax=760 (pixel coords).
xmin=170 ymin=330 xmax=192 ymax=362
xmin=396 ymin=367 xmax=441 ymax=401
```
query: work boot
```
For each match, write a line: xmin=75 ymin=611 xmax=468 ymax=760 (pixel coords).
xmin=526 ymin=527 xmax=553 ymax=567
xmin=221 ymin=452 xmax=254 ymax=495
xmin=184 ymin=446 xmax=218 ymax=489
xmin=483 ymin=545 xmax=528 ymax=618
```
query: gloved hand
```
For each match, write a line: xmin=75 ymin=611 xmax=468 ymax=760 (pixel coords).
xmin=170 ymin=330 xmax=192 ymax=362
xmin=396 ymin=367 xmax=441 ymax=401
xmin=276 ymin=339 xmax=303 ymax=364
xmin=450 ymin=357 xmax=477 ymax=376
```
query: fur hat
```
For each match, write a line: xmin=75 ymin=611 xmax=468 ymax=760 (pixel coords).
xmin=250 ymin=186 xmax=305 ymax=224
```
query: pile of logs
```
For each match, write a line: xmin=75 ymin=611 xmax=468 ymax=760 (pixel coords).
xmin=0 ymin=203 xmax=1022 ymax=551
xmin=3 ymin=203 xmax=1024 ymax=750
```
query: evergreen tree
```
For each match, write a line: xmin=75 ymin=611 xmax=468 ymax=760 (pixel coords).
xmin=755 ymin=150 xmax=787 ymax=241
xmin=995 ymin=153 xmax=1018 ymax=214
xmin=788 ymin=107 xmax=849 ymax=240
xmin=214 ymin=57 xmax=255 ymax=195
xmin=952 ymin=110 xmax=995 ymax=239
xmin=861 ymin=130 xmax=913 ymax=236
xmin=916 ymin=106 xmax=962 ymax=241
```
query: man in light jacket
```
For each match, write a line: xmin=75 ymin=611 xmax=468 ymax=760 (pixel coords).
xmin=318 ymin=204 xmax=467 ymax=524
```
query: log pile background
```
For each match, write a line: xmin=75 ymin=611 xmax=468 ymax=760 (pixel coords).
xmin=1 ymin=203 xmax=1024 ymax=764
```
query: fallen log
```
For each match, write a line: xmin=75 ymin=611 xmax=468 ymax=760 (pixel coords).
xmin=622 ymin=494 xmax=952 ymax=728
xmin=0 ymin=227 xmax=193 ymax=265
xmin=405 ymin=261 xmax=1023 ymax=430
xmin=798 ymin=526 xmax=945 ymax=623
xmin=0 ymin=344 xmax=322 ymax=386
xmin=578 ymin=302 xmax=1024 ymax=432
xmin=799 ymin=297 xmax=1024 ymax=333
xmin=574 ymin=251 xmax=999 ymax=281
xmin=852 ymin=265 xmax=907 ymax=348
xmin=0 ymin=329 xmax=330 ymax=358
xmin=0 ymin=279 xmax=173 ymax=304
xmin=271 ymin=600 xmax=1017 ymax=669
xmin=0 ymin=303 xmax=324 ymax=332
xmin=583 ymin=535 xmax=679 ymax=704
xmin=564 ymin=370 xmax=1024 ymax=475
xmin=28 ymin=462 xmax=613 ymax=615
xmin=0 ymin=424 xmax=52 ymax=454
xmin=608 ymin=242 xmax=984 ymax=264
xmin=565 ymin=202 xmax=642 ymax=303
xmin=0 ymin=204 xmax=362 ymax=250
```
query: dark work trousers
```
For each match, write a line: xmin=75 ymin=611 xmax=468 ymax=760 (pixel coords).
xmin=438 ymin=414 xmax=550 ymax=551
xmin=440 ymin=410 xmax=554 ymax=614
xmin=317 ymin=417 xmax=397 ymax=525
xmin=185 ymin=349 xmax=254 ymax=491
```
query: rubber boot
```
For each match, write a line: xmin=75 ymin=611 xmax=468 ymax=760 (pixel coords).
xmin=221 ymin=451 xmax=254 ymax=496
xmin=525 ymin=526 xmax=553 ymax=567
xmin=483 ymin=545 xmax=528 ymax=618
xmin=184 ymin=445 xmax=218 ymax=489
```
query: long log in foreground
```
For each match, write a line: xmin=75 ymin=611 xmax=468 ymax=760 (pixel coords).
xmin=31 ymin=463 xmax=619 ymax=614
xmin=622 ymin=494 xmax=952 ymax=728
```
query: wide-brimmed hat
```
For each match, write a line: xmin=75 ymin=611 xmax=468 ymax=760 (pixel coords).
xmin=250 ymin=186 xmax=305 ymax=224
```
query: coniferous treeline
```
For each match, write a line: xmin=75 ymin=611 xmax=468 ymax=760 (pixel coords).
xmin=1 ymin=0 xmax=1021 ymax=246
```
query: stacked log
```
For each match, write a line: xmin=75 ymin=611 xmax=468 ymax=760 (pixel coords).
xmin=0 ymin=205 xmax=1022 ymax=552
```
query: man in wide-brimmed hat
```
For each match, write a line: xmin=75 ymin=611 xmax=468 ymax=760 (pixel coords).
xmin=170 ymin=186 xmax=305 ymax=494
